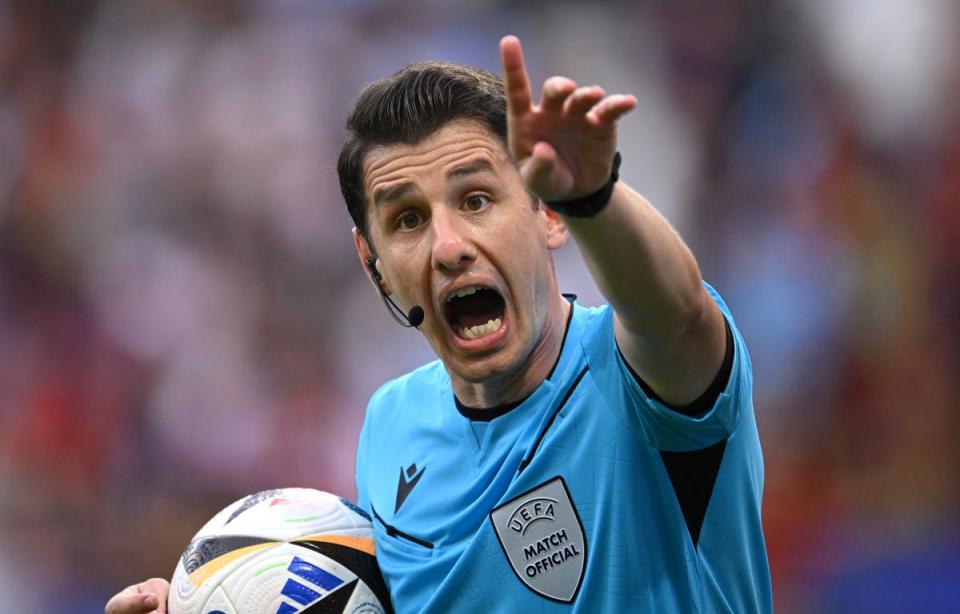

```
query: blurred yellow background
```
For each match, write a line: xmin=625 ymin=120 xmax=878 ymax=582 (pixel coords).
xmin=1 ymin=1 xmax=957 ymax=612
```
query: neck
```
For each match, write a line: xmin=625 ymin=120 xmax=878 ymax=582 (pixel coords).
xmin=451 ymin=293 xmax=571 ymax=409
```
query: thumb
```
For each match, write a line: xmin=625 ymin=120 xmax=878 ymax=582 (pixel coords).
xmin=105 ymin=578 xmax=170 ymax=614
xmin=520 ymin=141 xmax=573 ymax=199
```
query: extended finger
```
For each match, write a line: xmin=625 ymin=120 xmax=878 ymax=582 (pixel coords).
xmin=539 ymin=76 xmax=577 ymax=114
xmin=564 ymin=85 xmax=606 ymax=116
xmin=589 ymin=94 xmax=638 ymax=126
xmin=500 ymin=35 xmax=533 ymax=116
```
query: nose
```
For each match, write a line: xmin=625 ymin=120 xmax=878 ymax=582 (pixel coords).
xmin=430 ymin=208 xmax=477 ymax=273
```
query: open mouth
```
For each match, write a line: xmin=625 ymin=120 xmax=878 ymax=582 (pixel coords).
xmin=444 ymin=286 xmax=506 ymax=341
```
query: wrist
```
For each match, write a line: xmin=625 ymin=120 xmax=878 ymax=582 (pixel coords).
xmin=543 ymin=152 xmax=622 ymax=218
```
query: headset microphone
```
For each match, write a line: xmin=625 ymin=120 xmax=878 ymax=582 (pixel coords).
xmin=366 ymin=258 xmax=425 ymax=328
xmin=404 ymin=304 xmax=425 ymax=328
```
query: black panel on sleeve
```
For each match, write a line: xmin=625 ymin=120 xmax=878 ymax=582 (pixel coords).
xmin=618 ymin=315 xmax=734 ymax=418
xmin=660 ymin=438 xmax=727 ymax=547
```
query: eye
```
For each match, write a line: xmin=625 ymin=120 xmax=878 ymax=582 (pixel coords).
xmin=463 ymin=193 xmax=490 ymax=212
xmin=394 ymin=210 xmax=425 ymax=231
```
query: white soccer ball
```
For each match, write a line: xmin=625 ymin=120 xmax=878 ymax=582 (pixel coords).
xmin=168 ymin=488 xmax=392 ymax=614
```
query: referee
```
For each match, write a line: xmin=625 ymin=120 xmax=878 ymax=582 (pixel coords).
xmin=106 ymin=35 xmax=771 ymax=614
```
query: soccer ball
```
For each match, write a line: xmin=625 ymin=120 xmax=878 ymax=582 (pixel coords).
xmin=168 ymin=488 xmax=392 ymax=614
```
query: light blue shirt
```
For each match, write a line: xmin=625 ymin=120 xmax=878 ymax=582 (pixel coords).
xmin=356 ymin=287 xmax=772 ymax=612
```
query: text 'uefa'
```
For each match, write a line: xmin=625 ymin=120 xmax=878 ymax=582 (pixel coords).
xmin=508 ymin=497 xmax=557 ymax=534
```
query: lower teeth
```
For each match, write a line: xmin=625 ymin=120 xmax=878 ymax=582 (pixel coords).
xmin=459 ymin=318 xmax=502 ymax=340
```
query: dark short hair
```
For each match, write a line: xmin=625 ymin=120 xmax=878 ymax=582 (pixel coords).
xmin=337 ymin=61 xmax=507 ymax=241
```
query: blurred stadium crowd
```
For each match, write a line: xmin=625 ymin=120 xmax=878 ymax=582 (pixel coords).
xmin=0 ymin=1 xmax=957 ymax=612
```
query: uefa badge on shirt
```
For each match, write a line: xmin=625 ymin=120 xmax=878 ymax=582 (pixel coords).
xmin=490 ymin=476 xmax=587 ymax=603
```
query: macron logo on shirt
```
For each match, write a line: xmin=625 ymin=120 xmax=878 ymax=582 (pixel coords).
xmin=395 ymin=463 xmax=426 ymax=512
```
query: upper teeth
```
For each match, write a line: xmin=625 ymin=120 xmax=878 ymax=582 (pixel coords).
xmin=449 ymin=286 xmax=481 ymax=301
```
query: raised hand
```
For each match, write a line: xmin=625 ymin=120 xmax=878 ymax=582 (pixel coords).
xmin=104 ymin=578 xmax=169 ymax=614
xmin=499 ymin=35 xmax=636 ymax=202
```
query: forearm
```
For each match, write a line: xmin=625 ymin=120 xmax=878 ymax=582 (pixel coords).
xmin=562 ymin=180 xmax=708 ymax=340
xmin=563 ymin=180 xmax=727 ymax=406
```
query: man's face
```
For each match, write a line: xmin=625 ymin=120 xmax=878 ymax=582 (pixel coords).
xmin=357 ymin=119 xmax=568 ymax=385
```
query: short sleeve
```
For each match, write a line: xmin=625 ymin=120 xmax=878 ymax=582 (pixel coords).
xmin=581 ymin=284 xmax=753 ymax=452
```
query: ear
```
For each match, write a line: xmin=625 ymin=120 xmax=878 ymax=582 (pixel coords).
xmin=541 ymin=204 xmax=569 ymax=250
xmin=353 ymin=228 xmax=392 ymax=295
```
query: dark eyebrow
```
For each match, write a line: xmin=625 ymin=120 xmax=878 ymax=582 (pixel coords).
xmin=447 ymin=158 xmax=498 ymax=180
xmin=372 ymin=159 xmax=498 ymax=206
xmin=372 ymin=182 xmax=417 ymax=207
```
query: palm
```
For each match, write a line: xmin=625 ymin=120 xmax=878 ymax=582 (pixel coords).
xmin=500 ymin=36 xmax=636 ymax=201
